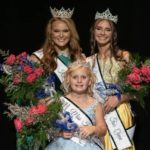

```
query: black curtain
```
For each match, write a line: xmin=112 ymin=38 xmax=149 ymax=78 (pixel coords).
xmin=0 ymin=0 xmax=149 ymax=149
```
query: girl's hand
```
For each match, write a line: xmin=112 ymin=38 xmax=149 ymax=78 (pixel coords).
xmin=79 ymin=126 xmax=95 ymax=139
xmin=104 ymin=96 xmax=120 ymax=113
xmin=60 ymin=130 xmax=74 ymax=139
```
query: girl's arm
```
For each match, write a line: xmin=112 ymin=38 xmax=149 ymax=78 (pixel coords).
xmin=58 ymin=130 xmax=74 ymax=139
xmin=80 ymin=102 xmax=107 ymax=138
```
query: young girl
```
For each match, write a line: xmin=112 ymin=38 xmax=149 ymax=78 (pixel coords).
xmin=45 ymin=61 xmax=107 ymax=150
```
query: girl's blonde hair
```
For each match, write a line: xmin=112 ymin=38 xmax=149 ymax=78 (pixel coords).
xmin=62 ymin=61 xmax=96 ymax=96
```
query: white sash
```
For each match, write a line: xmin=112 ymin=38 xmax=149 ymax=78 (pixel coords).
xmin=33 ymin=50 xmax=68 ymax=83
xmin=54 ymin=58 xmax=68 ymax=82
xmin=105 ymin=111 xmax=135 ymax=150
xmin=87 ymin=54 xmax=104 ymax=85
xmin=87 ymin=55 xmax=135 ymax=150
xmin=60 ymin=96 xmax=104 ymax=149
xmin=33 ymin=49 xmax=43 ymax=60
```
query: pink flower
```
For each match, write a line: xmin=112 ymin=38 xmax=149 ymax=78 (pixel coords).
xmin=21 ymin=52 xmax=27 ymax=57
xmin=14 ymin=118 xmax=23 ymax=132
xmin=140 ymin=65 xmax=150 ymax=82
xmin=126 ymin=72 xmax=141 ymax=89
xmin=28 ymin=104 xmax=47 ymax=116
xmin=26 ymin=73 xmax=37 ymax=83
xmin=23 ymin=65 xmax=33 ymax=74
xmin=36 ymin=104 xmax=47 ymax=114
xmin=16 ymin=52 xmax=27 ymax=60
xmin=132 ymin=66 xmax=141 ymax=74
xmin=29 ymin=106 xmax=38 ymax=115
xmin=6 ymin=54 xmax=16 ymax=65
xmin=34 ymin=67 xmax=44 ymax=76
xmin=25 ymin=117 xmax=34 ymax=126
xmin=13 ymin=76 xmax=21 ymax=84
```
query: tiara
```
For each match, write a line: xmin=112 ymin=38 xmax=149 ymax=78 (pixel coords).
xmin=95 ymin=8 xmax=118 ymax=24
xmin=68 ymin=60 xmax=92 ymax=70
xmin=50 ymin=7 xmax=74 ymax=18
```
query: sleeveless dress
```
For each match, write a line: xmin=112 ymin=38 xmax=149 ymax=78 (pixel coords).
xmin=87 ymin=55 xmax=135 ymax=150
xmin=45 ymin=100 xmax=104 ymax=150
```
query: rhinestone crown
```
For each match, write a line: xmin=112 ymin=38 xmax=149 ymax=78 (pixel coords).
xmin=50 ymin=7 xmax=74 ymax=18
xmin=95 ymin=8 xmax=118 ymax=24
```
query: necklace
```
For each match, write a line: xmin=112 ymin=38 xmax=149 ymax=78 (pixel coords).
xmin=69 ymin=93 xmax=90 ymax=108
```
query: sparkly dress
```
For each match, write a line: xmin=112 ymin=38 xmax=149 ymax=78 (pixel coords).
xmin=45 ymin=99 xmax=104 ymax=150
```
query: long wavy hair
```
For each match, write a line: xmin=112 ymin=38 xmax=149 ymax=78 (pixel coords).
xmin=41 ymin=17 xmax=83 ymax=74
xmin=90 ymin=19 xmax=126 ymax=61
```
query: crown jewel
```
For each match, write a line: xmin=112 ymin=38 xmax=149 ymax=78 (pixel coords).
xmin=50 ymin=7 xmax=74 ymax=18
xmin=95 ymin=8 xmax=118 ymax=24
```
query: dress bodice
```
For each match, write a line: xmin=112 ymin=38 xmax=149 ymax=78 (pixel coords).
xmin=82 ymin=100 xmax=98 ymax=125
xmin=99 ymin=57 xmax=121 ymax=83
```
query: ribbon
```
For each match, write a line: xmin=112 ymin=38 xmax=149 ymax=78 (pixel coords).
xmin=54 ymin=111 xmax=78 ymax=132
xmin=35 ymin=74 xmax=56 ymax=99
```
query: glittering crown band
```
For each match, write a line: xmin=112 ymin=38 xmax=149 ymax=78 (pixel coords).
xmin=95 ymin=8 xmax=118 ymax=24
xmin=68 ymin=60 xmax=92 ymax=70
xmin=50 ymin=7 xmax=74 ymax=18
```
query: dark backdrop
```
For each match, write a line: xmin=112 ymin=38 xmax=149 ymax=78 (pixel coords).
xmin=0 ymin=0 xmax=149 ymax=149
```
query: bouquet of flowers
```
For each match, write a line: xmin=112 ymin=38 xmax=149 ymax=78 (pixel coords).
xmin=5 ymin=94 xmax=62 ymax=150
xmin=118 ymin=53 xmax=150 ymax=108
xmin=0 ymin=52 xmax=62 ymax=149
xmin=0 ymin=52 xmax=45 ymax=105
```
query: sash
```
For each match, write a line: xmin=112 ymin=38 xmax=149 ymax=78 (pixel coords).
xmin=33 ymin=50 xmax=68 ymax=82
xmin=87 ymin=55 xmax=135 ymax=150
xmin=60 ymin=96 xmax=104 ymax=150
xmin=54 ymin=58 xmax=68 ymax=82
xmin=32 ymin=49 xmax=43 ymax=61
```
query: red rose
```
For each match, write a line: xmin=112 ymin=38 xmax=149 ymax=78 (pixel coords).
xmin=126 ymin=72 xmax=141 ymax=89
xmin=6 ymin=54 xmax=16 ymax=65
xmin=16 ymin=52 xmax=27 ymax=61
xmin=132 ymin=66 xmax=141 ymax=74
xmin=25 ymin=117 xmax=34 ymax=126
xmin=26 ymin=73 xmax=37 ymax=83
xmin=23 ymin=65 xmax=33 ymax=74
xmin=36 ymin=104 xmax=47 ymax=114
xmin=14 ymin=118 xmax=23 ymax=132
xmin=13 ymin=76 xmax=21 ymax=84
xmin=29 ymin=106 xmax=38 ymax=115
xmin=126 ymin=72 xmax=141 ymax=85
xmin=34 ymin=67 xmax=44 ymax=76
xmin=140 ymin=65 xmax=150 ymax=82
xmin=21 ymin=52 xmax=27 ymax=57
